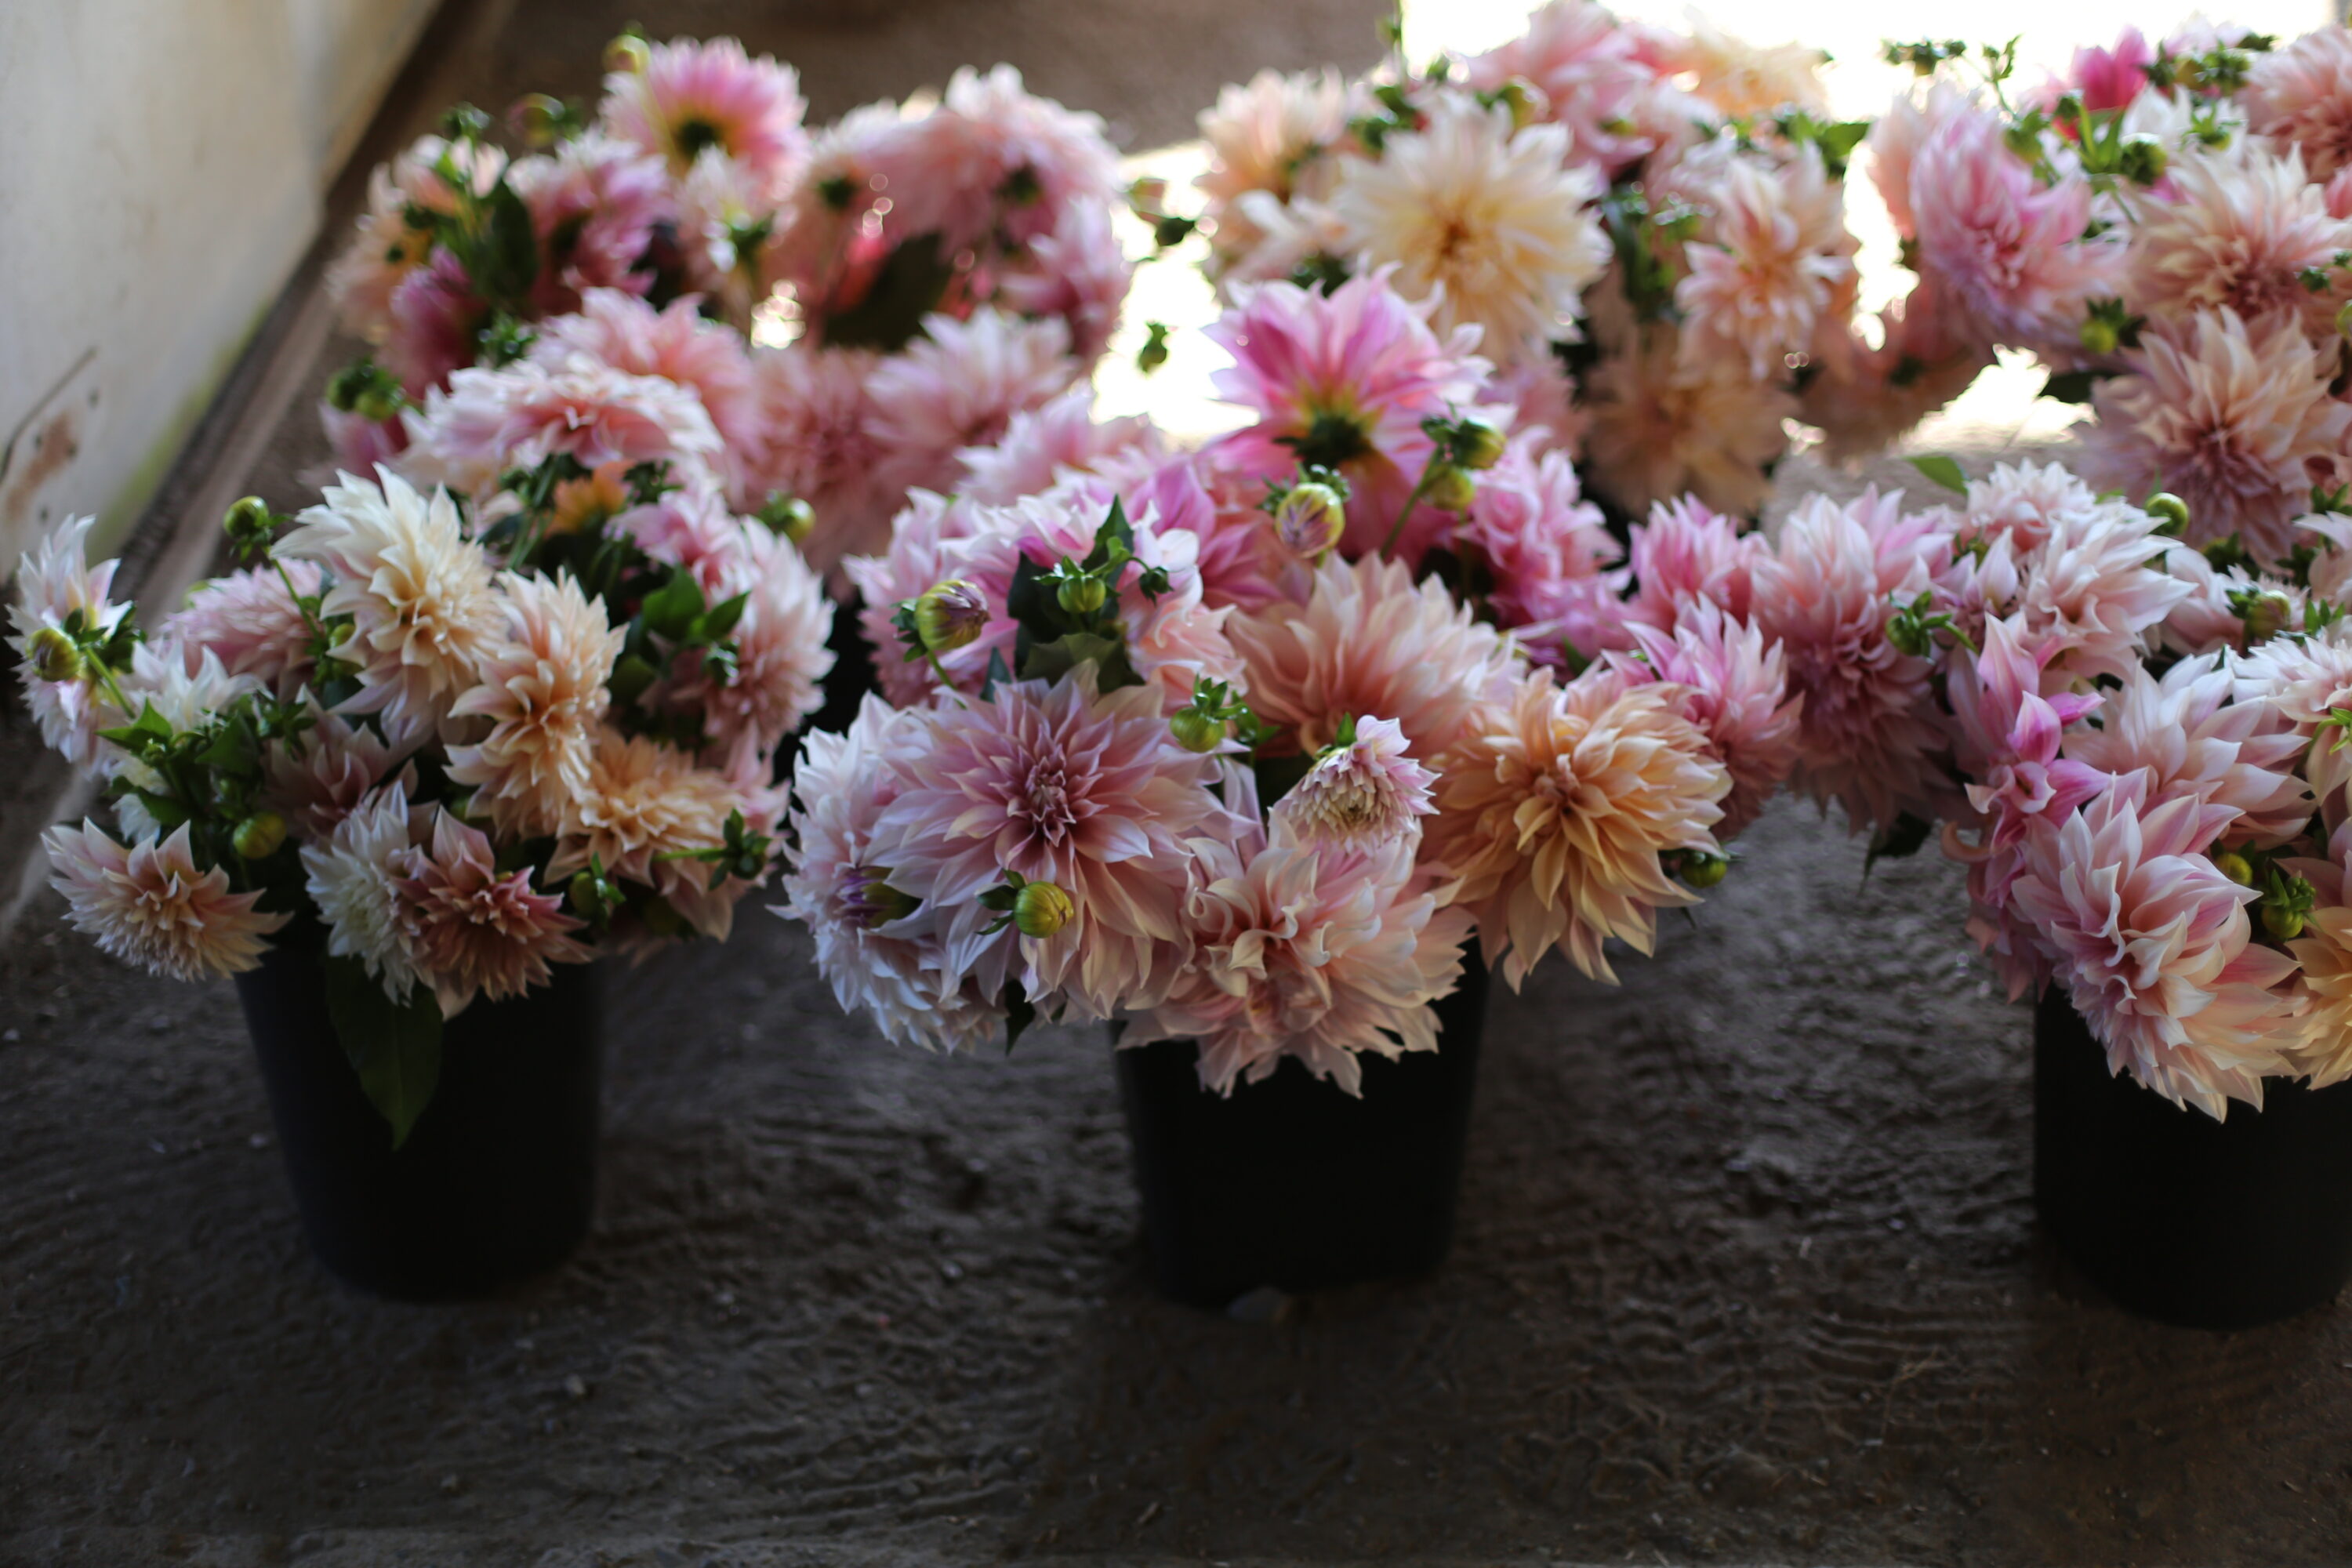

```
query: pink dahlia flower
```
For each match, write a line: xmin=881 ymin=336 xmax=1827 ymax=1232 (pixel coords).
xmin=1194 ymin=67 xmax=1354 ymax=271
xmin=864 ymin=310 xmax=1076 ymax=509
xmin=2127 ymin=144 xmax=2352 ymax=339
xmin=262 ymin=708 xmax=414 ymax=843
xmin=506 ymin=132 xmax=673 ymax=315
xmin=1120 ymin=454 xmax=1294 ymax=615
xmin=747 ymin=343 xmax=895 ymax=576
xmin=2067 ymin=654 xmax=2311 ymax=849
xmin=864 ymin=668 xmax=1230 ymax=1019
xmin=401 ymin=354 xmax=723 ymax=499
xmin=446 ymin=572 xmax=625 ymax=839
xmin=651 ymin=517 xmax=834 ymax=769
xmin=1672 ymin=145 xmax=1857 ymax=382
xmin=1750 ymin=489 xmax=1955 ymax=833
xmin=532 ymin=289 xmax=762 ymax=492
xmin=1451 ymin=434 xmax=1624 ymax=662
xmin=1204 ymin=271 xmax=1493 ymax=563
xmin=1461 ymin=0 xmax=1674 ymax=179
xmin=392 ymin=809 xmax=591 ymax=1015
xmin=2008 ymin=779 xmax=2302 ymax=1118
xmin=1428 ymin=668 xmax=1730 ymax=987
xmin=1621 ymin=495 xmax=1762 ymax=633
xmin=2083 ymin=307 xmax=2352 ymax=564
xmin=380 ymin=250 xmax=488 ymax=397
xmin=990 ymin=201 xmax=1135 ymax=365
xmin=1940 ymin=614 xmax=2108 ymax=854
xmin=10 ymin=517 xmax=133 ymax=766
xmin=45 ymin=821 xmax=287 ymax=982
xmin=1228 ymin=553 xmax=1519 ymax=760
xmin=2244 ymin=27 xmax=2352 ymax=182
xmin=2053 ymin=28 xmax=2154 ymax=114
xmin=1606 ymin=601 xmax=1803 ymax=841
xmin=954 ymin=385 xmax=1161 ymax=508
xmin=2232 ymin=621 xmax=2352 ymax=832
xmin=157 ymin=560 xmax=323 ymax=696
xmin=778 ymin=696 xmax=1004 ymax=1054
xmin=1269 ymin=714 xmax=1439 ymax=849
xmin=600 ymin=36 xmax=808 ymax=187
xmin=1125 ymin=818 xmax=1474 ymax=1097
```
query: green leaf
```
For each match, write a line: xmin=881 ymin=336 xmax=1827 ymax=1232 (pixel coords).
xmin=699 ymin=590 xmax=749 ymax=641
xmin=322 ymin=956 xmax=445 ymax=1149
xmin=1088 ymin=498 xmax=1134 ymax=569
xmin=638 ymin=569 xmax=706 ymax=640
xmin=1002 ymin=978 xmax=1037 ymax=1055
xmin=2039 ymin=369 xmax=2105 ymax=405
xmin=1018 ymin=630 xmax=1127 ymax=687
xmin=1905 ymin=455 xmax=1969 ymax=495
xmin=818 ymin=234 xmax=959 ymax=353
xmin=979 ymin=647 xmax=1011 ymax=701
xmin=477 ymin=180 xmax=541 ymax=307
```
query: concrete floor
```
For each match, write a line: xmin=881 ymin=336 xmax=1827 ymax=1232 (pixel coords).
xmin=8 ymin=2 xmax=2352 ymax=1564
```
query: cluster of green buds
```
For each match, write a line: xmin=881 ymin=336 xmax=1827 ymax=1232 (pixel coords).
xmin=324 ymin=358 xmax=410 ymax=425
xmin=1263 ymin=465 xmax=1349 ymax=559
xmin=978 ymin=869 xmax=1075 ymax=939
xmin=1169 ymin=675 xmax=1269 ymax=755
xmin=1885 ymin=590 xmax=1976 ymax=659
xmin=2216 ymin=849 xmax=2318 ymax=942
xmin=1882 ymin=38 xmax=1971 ymax=77
xmin=2143 ymin=33 xmax=2276 ymax=95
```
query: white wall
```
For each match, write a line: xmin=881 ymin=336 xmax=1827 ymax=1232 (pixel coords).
xmin=0 ymin=0 xmax=437 ymax=567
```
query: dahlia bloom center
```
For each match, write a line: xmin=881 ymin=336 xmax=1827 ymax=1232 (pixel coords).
xmin=1021 ymin=761 xmax=1076 ymax=842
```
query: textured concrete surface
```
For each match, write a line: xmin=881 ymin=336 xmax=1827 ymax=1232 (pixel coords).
xmin=9 ymin=2 xmax=2352 ymax=1564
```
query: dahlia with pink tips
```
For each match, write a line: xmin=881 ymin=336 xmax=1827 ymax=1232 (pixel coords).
xmin=2067 ymin=654 xmax=2310 ymax=848
xmin=2125 ymin=144 xmax=2352 ymax=339
xmin=157 ymin=560 xmax=322 ymax=696
xmin=445 ymin=572 xmax=625 ymax=839
xmin=45 ymin=821 xmax=288 ymax=982
xmin=401 ymin=354 xmax=723 ymax=499
xmin=777 ymin=697 xmax=1004 ymax=1055
xmin=278 ymin=469 xmax=503 ymax=738
xmin=2244 ymin=27 xmax=2352 ymax=181
xmin=747 ymin=343 xmax=894 ymax=574
xmin=532 ymin=289 xmax=762 ymax=486
xmin=1126 ymin=817 xmax=1472 ymax=1097
xmin=1672 ymin=147 xmax=1857 ymax=382
xmin=600 ymin=35 xmax=808 ymax=187
xmin=263 ymin=709 xmax=413 ymax=842
xmin=2084 ymin=307 xmax=2352 ymax=563
xmin=1750 ymin=489 xmax=1954 ymax=833
xmin=1269 ymin=716 xmax=1438 ymax=849
xmin=1206 ymin=272 xmax=1494 ymax=562
xmin=863 ymin=310 xmax=1076 ymax=506
xmin=1621 ymin=497 xmax=1761 ymax=632
xmin=391 ymin=810 xmax=591 ymax=1016
xmin=1606 ymin=602 xmax=1802 ymax=840
xmin=506 ymin=132 xmax=673 ymax=316
xmin=1940 ymin=615 xmax=2108 ymax=855
xmin=954 ymin=386 xmax=1161 ymax=508
xmin=1427 ymin=669 xmax=1730 ymax=988
xmin=2005 ymin=779 xmax=2302 ymax=1118
xmin=1330 ymin=99 xmax=1607 ymax=368
xmin=1228 ymin=553 xmax=1517 ymax=760
xmin=863 ymin=668 xmax=1229 ymax=1019
xmin=2298 ymin=511 xmax=2352 ymax=604
xmin=1451 ymin=434 xmax=1625 ymax=662
xmin=9 ymin=516 xmax=132 ymax=767
xmin=2282 ymin=822 xmax=2352 ymax=1085
xmin=2231 ymin=620 xmax=2352 ymax=830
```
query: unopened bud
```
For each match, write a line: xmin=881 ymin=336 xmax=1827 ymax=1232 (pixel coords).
xmin=1492 ymin=78 xmax=1539 ymax=129
xmin=2146 ymin=492 xmax=2191 ymax=535
xmin=2265 ymin=903 xmax=2307 ymax=942
xmin=759 ymin=492 xmax=816 ymax=544
xmin=223 ymin=495 xmax=276 ymax=544
xmin=1424 ymin=465 xmax=1477 ymax=514
xmin=1679 ymin=851 xmax=1730 ymax=890
xmin=2245 ymin=591 xmax=2295 ymax=644
xmin=604 ymin=34 xmax=650 ymax=75
xmin=513 ymin=93 xmax=570 ymax=148
xmin=1454 ymin=417 xmax=1508 ymax=470
xmin=913 ymin=579 xmax=988 ymax=653
xmin=2117 ymin=135 xmax=2167 ymax=185
xmin=1056 ymin=574 xmax=1108 ymax=616
xmin=1272 ymin=481 xmax=1347 ymax=557
xmin=26 ymin=626 xmax=82 ymax=684
xmin=1012 ymin=880 xmax=1074 ymax=938
xmin=231 ymin=811 xmax=287 ymax=861
xmin=2213 ymin=850 xmax=2256 ymax=885
xmin=568 ymin=869 xmax=611 ymax=918
xmin=2078 ymin=314 xmax=2119 ymax=356
xmin=1169 ymin=709 xmax=1226 ymax=753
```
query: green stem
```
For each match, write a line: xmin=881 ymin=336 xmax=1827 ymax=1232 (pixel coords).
xmin=1380 ymin=457 xmax=1444 ymax=559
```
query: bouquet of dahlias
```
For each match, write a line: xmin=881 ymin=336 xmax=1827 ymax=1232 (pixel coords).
xmin=322 ymin=33 xmax=1132 ymax=578
xmin=1864 ymin=20 xmax=2352 ymax=563
xmin=1176 ymin=0 xmax=1906 ymax=521
xmin=779 ymin=268 xmax=1805 ymax=1091
xmin=1785 ymin=452 xmax=2352 ymax=1118
xmin=13 ymin=342 xmax=833 ymax=1136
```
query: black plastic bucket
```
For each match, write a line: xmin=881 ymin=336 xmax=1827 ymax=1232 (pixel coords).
xmin=2034 ymin=985 xmax=2352 ymax=1329
xmin=235 ymin=942 xmax=601 ymax=1301
xmin=1115 ymin=947 xmax=1489 ymax=1309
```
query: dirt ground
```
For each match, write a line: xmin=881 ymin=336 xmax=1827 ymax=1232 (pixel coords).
xmin=9 ymin=1 xmax=2352 ymax=1563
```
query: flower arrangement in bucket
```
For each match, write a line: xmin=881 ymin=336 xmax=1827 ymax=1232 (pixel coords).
xmin=320 ymin=31 xmax=1133 ymax=590
xmin=1786 ymin=451 xmax=2352 ymax=1327
xmin=11 ymin=318 xmax=833 ymax=1294
xmin=1167 ymin=0 xmax=1973 ymax=524
xmin=779 ymin=267 xmax=1808 ymax=1305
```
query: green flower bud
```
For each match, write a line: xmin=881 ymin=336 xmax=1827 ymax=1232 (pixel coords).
xmin=913 ymin=579 xmax=988 ymax=653
xmin=1679 ymin=851 xmax=1730 ymax=890
xmin=1169 ymin=708 xmax=1226 ymax=753
xmin=223 ymin=495 xmax=277 ymax=548
xmin=1492 ymin=78 xmax=1538 ymax=129
xmin=2244 ymin=590 xmax=2295 ymax=644
xmin=1056 ymin=574 xmax=1109 ymax=616
xmin=758 ymin=492 xmax=816 ymax=544
xmin=1270 ymin=481 xmax=1347 ymax=557
xmin=2146 ymin=492 xmax=2192 ymax=535
xmin=1454 ymin=417 xmax=1508 ymax=470
xmin=2116 ymin=135 xmax=2167 ymax=186
xmin=604 ymin=34 xmax=650 ymax=75
xmin=2078 ymin=314 xmax=2119 ymax=356
xmin=2264 ymin=903 xmax=2307 ymax=942
xmin=568 ymin=869 xmax=612 ymax=919
xmin=1424 ymin=464 xmax=1477 ymax=514
xmin=2337 ymin=298 xmax=2352 ymax=342
xmin=2213 ymin=850 xmax=2256 ymax=886
xmin=514 ymin=93 xmax=570 ymax=148
xmin=25 ymin=626 xmax=82 ymax=684
xmin=231 ymin=811 xmax=288 ymax=860
xmin=1012 ymin=880 xmax=1074 ymax=938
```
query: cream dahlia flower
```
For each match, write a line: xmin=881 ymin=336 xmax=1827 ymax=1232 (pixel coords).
xmin=553 ymin=728 xmax=754 ymax=940
xmin=1578 ymin=318 xmax=1794 ymax=517
xmin=445 ymin=572 xmax=624 ymax=839
xmin=2126 ymin=144 xmax=2352 ymax=339
xmin=2243 ymin=26 xmax=2352 ymax=181
xmin=9 ymin=516 xmax=132 ymax=766
xmin=1269 ymin=714 xmax=1439 ymax=849
xmin=1672 ymin=147 xmax=1857 ymax=381
xmin=1428 ymin=670 xmax=1730 ymax=987
xmin=1332 ymin=99 xmax=1608 ymax=368
xmin=46 ymin=821 xmax=287 ymax=982
xmin=300 ymin=785 xmax=423 ymax=1001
